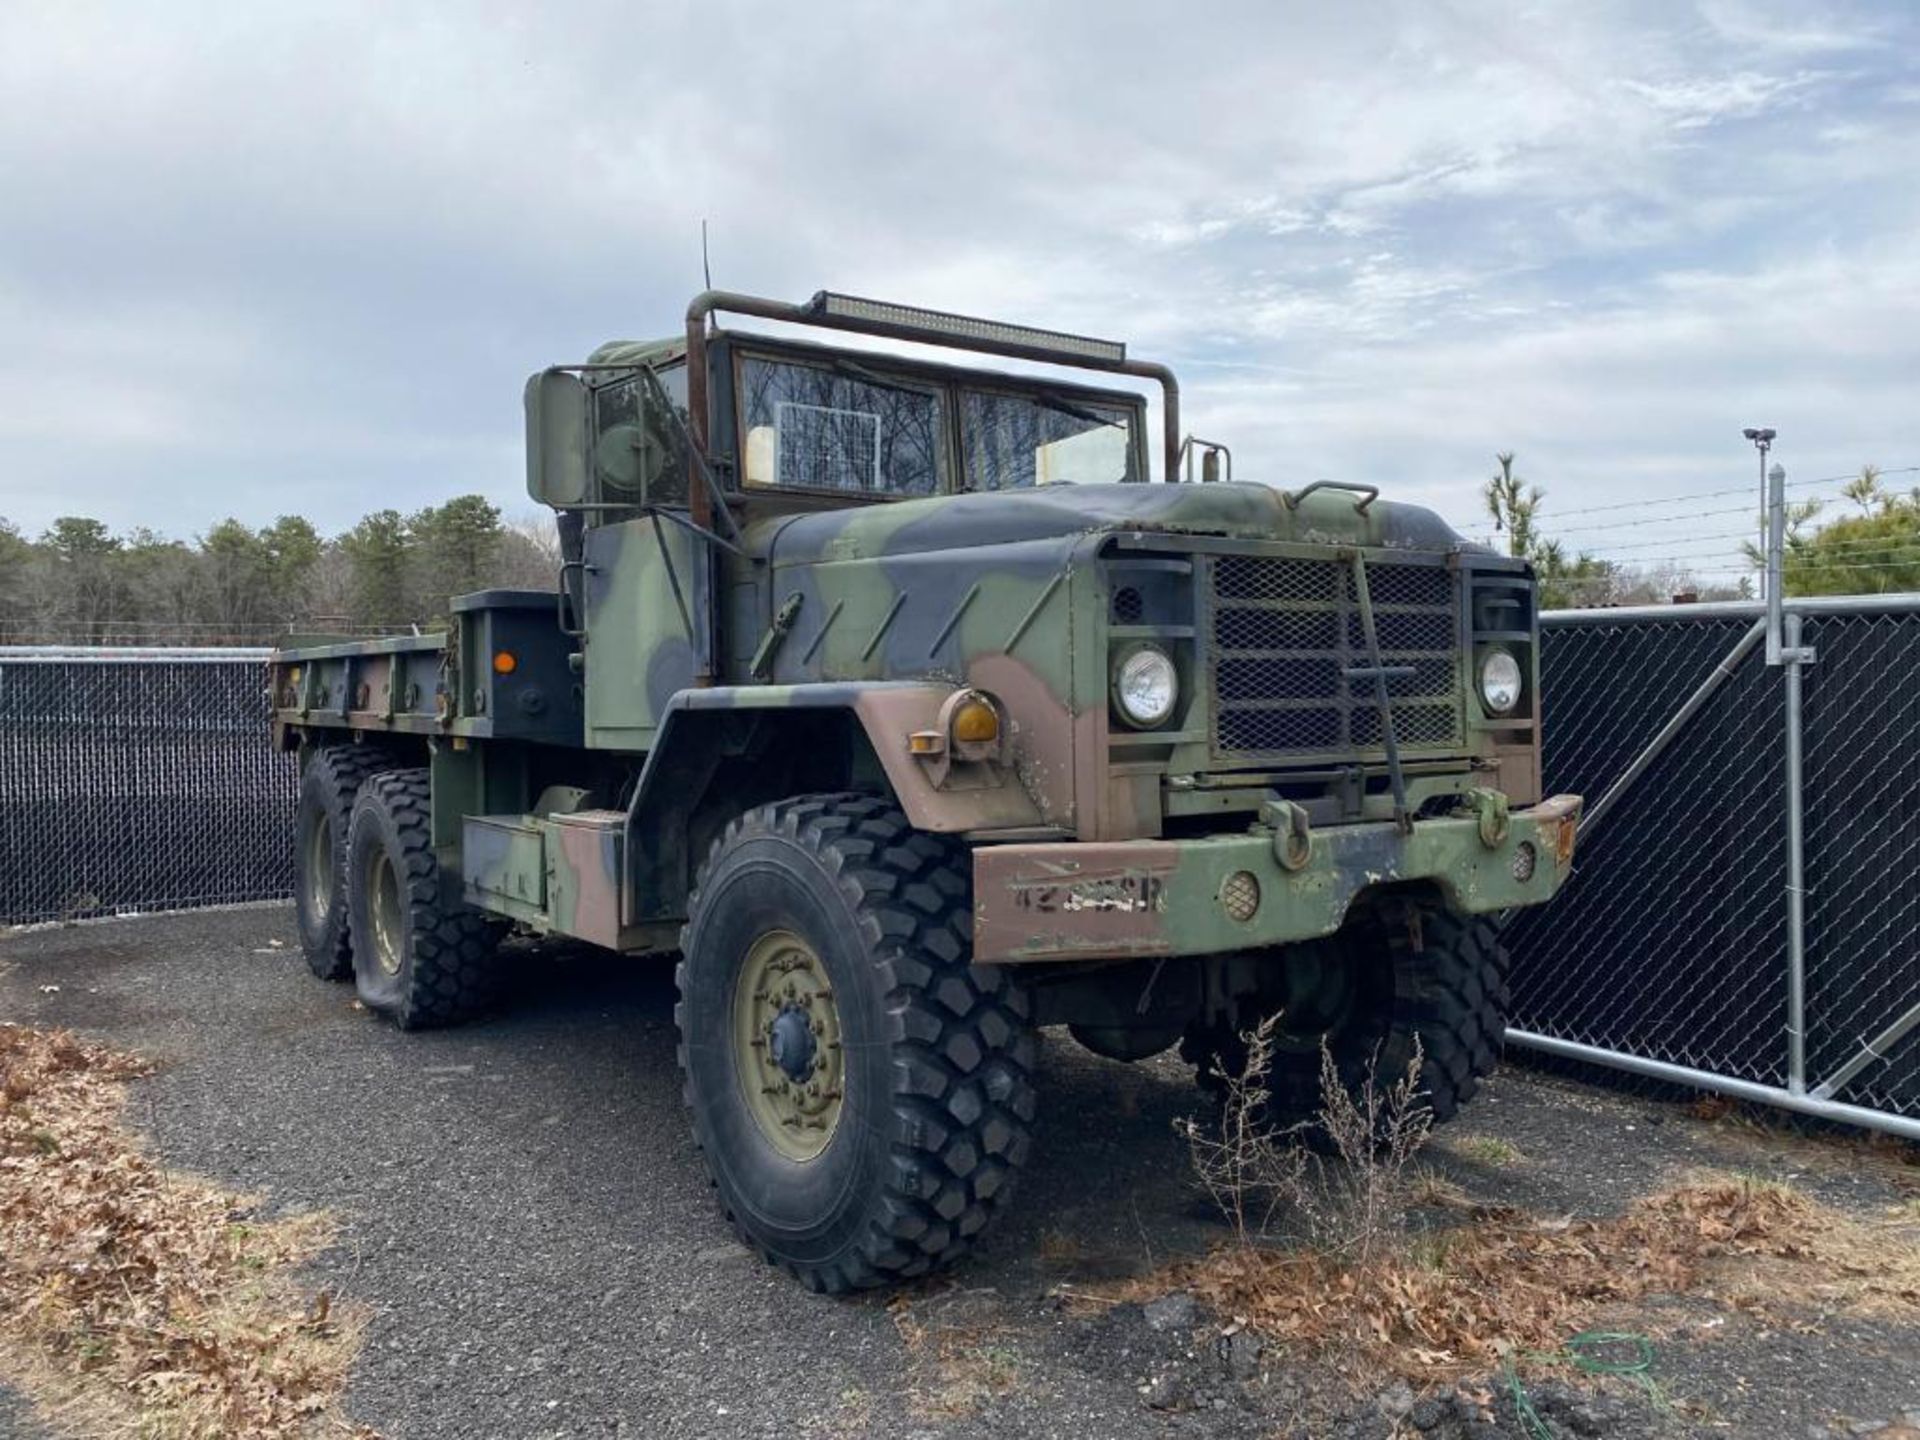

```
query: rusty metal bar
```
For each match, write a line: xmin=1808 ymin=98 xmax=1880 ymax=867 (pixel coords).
xmin=1505 ymin=1029 xmax=1920 ymax=1143
xmin=1575 ymin=617 xmax=1766 ymax=842
xmin=1346 ymin=553 xmax=1411 ymax=832
xmin=683 ymin=289 xmax=1183 ymax=483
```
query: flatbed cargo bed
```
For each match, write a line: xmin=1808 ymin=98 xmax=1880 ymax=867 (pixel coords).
xmin=270 ymin=590 xmax=582 ymax=750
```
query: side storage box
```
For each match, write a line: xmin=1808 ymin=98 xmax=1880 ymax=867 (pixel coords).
xmin=463 ymin=815 xmax=547 ymax=922
xmin=452 ymin=589 xmax=584 ymax=745
xmin=542 ymin=809 xmax=628 ymax=951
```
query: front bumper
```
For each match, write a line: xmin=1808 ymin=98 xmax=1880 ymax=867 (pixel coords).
xmin=971 ymin=794 xmax=1582 ymax=964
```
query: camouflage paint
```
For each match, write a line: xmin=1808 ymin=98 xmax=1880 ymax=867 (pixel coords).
xmin=973 ymin=794 xmax=1583 ymax=963
xmin=462 ymin=805 xmax=679 ymax=954
xmin=271 ymin=322 xmax=1574 ymax=960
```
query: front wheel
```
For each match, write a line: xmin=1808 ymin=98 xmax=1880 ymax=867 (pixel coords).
xmin=1182 ymin=901 xmax=1509 ymax=1132
xmin=676 ymin=794 xmax=1036 ymax=1293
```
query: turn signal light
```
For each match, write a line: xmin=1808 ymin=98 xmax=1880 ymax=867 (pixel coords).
xmin=493 ymin=651 xmax=518 ymax=675
xmin=951 ymin=697 xmax=999 ymax=744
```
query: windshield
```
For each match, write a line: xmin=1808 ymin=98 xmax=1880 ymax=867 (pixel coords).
xmin=961 ymin=389 xmax=1137 ymax=490
xmin=738 ymin=355 xmax=944 ymax=496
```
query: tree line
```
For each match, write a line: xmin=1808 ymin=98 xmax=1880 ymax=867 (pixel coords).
xmin=3 ymin=459 xmax=1905 ymax=644
xmin=0 ymin=497 xmax=559 ymax=645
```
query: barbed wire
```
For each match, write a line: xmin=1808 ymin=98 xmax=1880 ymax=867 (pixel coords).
xmin=1577 ymin=533 xmax=1920 ymax=572
xmin=1444 ymin=463 xmax=1920 ymax=542
xmin=1626 ymin=556 xmax=1920 ymax=578
xmin=1474 ymin=464 xmax=1920 ymax=525
xmin=1534 ymin=492 xmax=1860 ymax=540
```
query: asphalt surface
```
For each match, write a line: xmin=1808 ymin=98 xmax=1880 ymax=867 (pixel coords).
xmin=2 ymin=907 xmax=1918 ymax=1439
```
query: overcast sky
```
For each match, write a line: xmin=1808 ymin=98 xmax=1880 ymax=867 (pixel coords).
xmin=3 ymin=0 xmax=1915 ymax=580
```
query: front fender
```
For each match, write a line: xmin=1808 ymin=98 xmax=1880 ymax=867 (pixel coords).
xmin=623 ymin=682 xmax=1049 ymax=924
xmin=655 ymin=682 xmax=1048 ymax=833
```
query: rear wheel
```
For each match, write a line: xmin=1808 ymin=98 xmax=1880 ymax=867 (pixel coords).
xmin=1182 ymin=900 xmax=1508 ymax=1133
xmin=676 ymin=794 xmax=1037 ymax=1292
xmin=345 ymin=769 xmax=505 ymax=1029
xmin=293 ymin=745 xmax=401 ymax=981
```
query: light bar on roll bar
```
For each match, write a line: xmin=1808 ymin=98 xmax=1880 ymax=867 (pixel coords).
xmin=807 ymin=292 xmax=1126 ymax=366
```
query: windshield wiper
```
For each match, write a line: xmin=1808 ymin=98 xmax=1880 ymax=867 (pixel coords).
xmin=831 ymin=357 xmax=933 ymax=398
xmin=1034 ymin=390 xmax=1123 ymax=429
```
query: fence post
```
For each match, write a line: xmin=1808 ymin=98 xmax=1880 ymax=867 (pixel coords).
xmin=1784 ymin=608 xmax=1809 ymax=1095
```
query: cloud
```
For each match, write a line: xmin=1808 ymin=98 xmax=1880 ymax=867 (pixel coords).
xmin=0 ymin=0 xmax=1914 ymax=590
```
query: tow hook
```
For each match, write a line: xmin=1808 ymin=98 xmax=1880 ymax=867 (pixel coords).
xmin=1464 ymin=787 xmax=1511 ymax=849
xmin=1260 ymin=798 xmax=1314 ymax=872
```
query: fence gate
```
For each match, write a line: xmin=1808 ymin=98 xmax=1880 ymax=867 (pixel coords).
xmin=1504 ymin=597 xmax=1920 ymax=1140
xmin=0 ymin=648 xmax=296 ymax=925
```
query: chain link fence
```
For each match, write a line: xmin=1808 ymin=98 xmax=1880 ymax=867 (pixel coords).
xmin=1505 ymin=596 xmax=1920 ymax=1135
xmin=5 ymin=616 xmax=1918 ymax=1137
xmin=0 ymin=649 xmax=296 ymax=924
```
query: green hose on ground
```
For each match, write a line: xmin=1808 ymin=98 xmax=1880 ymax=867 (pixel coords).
xmin=1504 ymin=1331 xmax=1657 ymax=1439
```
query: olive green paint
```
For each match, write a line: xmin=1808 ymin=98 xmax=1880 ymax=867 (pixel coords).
xmin=270 ymin=299 xmax=1576 ymax=964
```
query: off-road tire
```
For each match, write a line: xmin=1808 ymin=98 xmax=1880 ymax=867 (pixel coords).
xmin=294 ymin=744 xmax=403 ymax=981
xmin=675 ymin=793 xmax=1036 ymax=1293
xmin=1182 ymin=903 xmax=1508 ymax=1133
xmin=345 ymin=768 xmax=505 ymax=1029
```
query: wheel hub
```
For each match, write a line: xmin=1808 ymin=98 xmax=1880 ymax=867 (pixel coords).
xmin=767 ymin=1006 xmax=818 ymax=1082
xmin=303 ymin=813 xmax=334 ymax=920
xmin=732 ymin=929 xmax=844 ymax=1162
xmin=367 ymin=852 xmax=405 ymax=978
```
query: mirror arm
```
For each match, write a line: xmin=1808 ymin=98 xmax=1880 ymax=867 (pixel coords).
xmin=633 ymin=362 xmax=744 ymax=548
xmin=643 ymin=501 xmax=747 ymax=559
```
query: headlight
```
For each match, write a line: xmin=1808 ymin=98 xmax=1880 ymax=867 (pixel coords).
xmin=1479 ymin=649 xmax=1523 ymax=714
xmin=1115 ymin=646 xmax=1178 ymax=728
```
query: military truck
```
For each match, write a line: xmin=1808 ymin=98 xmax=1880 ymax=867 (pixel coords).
xmin=270 ymin=288 xmax=1581 ymax=1291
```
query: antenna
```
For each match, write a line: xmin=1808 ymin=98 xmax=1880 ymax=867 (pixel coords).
xmin=701 ymin=219 xmax=712 ymax=291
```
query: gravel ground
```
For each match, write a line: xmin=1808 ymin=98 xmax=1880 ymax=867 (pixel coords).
xmin=2 ymin=907 xmax=1918 ymax=1439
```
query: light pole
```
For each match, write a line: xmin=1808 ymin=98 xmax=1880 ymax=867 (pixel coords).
xmin=1743 ymin=428 xmax=1776 ymax=599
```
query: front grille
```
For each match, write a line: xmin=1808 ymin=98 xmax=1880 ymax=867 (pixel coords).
xmin=1209 ymin=554 xmax=1465 ymax=759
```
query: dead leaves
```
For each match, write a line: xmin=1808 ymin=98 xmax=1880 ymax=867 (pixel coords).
xmin=0 ymin=1023 xmax=367 ymax=1438
xmin=1134 ymin=1176 xmax=1920 ymax=1384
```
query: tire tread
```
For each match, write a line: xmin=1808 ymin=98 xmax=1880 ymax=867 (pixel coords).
xmin=297 ymin=744 xmax=405 ymax=981
xmin=350 ymin=768 xmax=504 ymax=1029
xmin=674 ymin=793 xmax=1035 ymax=1293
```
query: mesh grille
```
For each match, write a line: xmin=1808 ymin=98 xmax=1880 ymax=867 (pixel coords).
xmin=1208 ymin=555 xmax=1464 ymax=760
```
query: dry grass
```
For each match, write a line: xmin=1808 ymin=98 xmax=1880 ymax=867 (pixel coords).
xmin=1150 ymin=1018 xmax=1920 ymax=1387
xmin=0 ymin=1023 xmax=369 ymax=1438
xmin=1133 ymin=1171 xmax=1920 ymax=1384
xmin=1454 ymin=1135 xmax=1524 ymax=1167
xmin=886 ymin=1294 xmax=1025 ymax=1419
xmin=1035 ymin=1228 xmax=1089 ymax=1269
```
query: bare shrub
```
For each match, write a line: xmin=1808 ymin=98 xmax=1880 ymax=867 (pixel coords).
xmin=1282 ymin=1038 xmax=1431 ymax=1269
xmin=1175 ymin=1015 xmax=1291 ymax=1244
xmin=1176 ymin=1022 xmax=1431 ymax=1268
xmin=1159 ymin=1026 xmax=1920 ymax=1380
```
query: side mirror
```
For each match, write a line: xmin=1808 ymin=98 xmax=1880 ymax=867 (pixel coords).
xmin=525 ymin=370 xmax=592 ymax=507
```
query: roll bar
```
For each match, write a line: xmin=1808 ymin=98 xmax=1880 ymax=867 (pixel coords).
xmin=680 ymin=288 xmax=1183 ymax=528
